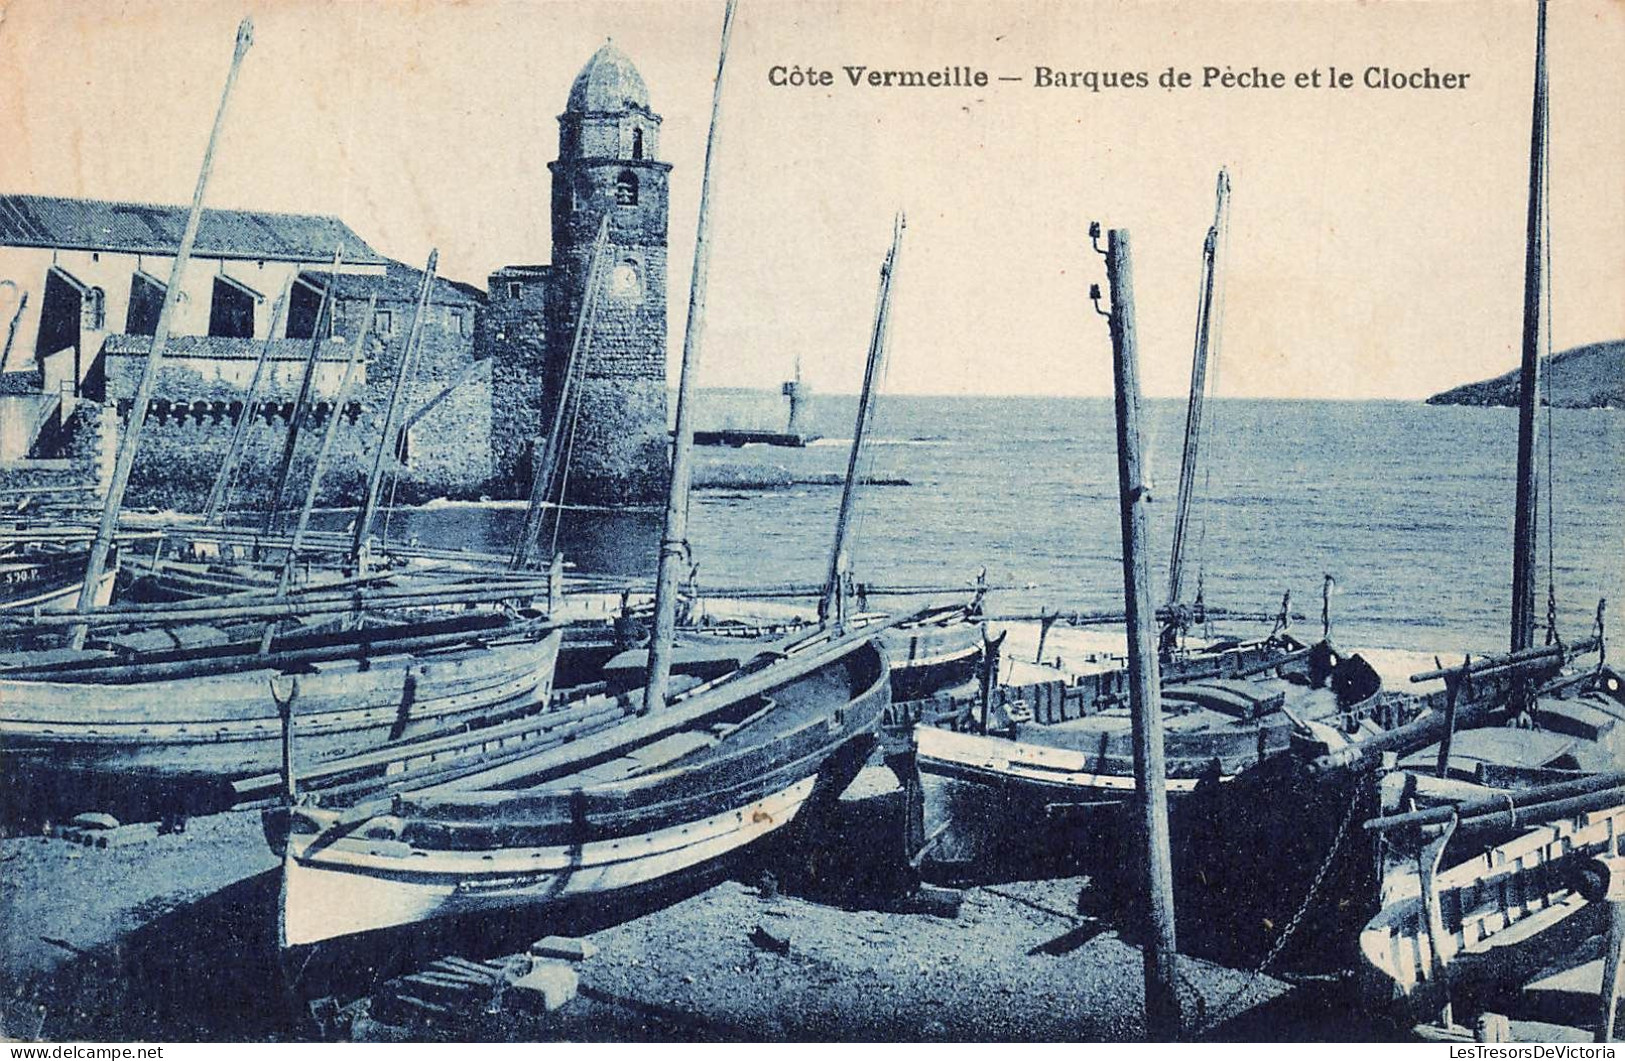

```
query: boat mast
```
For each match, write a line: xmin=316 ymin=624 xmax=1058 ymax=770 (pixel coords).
xmin=1166 ymin=168 xmax=1229 ymax=610
xmin=274 ymin=297 xmax=374 ymax=600
xmin=265 ymin=248 xmax=345 ymax=538
xmin=1510 ymin=0 xmax=1549 ymax=706
xmin=820 ymin=212 xmax=905 ymax=627
xmin=71 ymin=18 xmax=256 ymax=648
xmin=202 ymin=277 xmax=292 ymax=526
xmin=512 ymin=216 xmax=612 ymax=571
xmin=643 ymin=0 xmax=737 ymax=714
xmin=1102 ymin=226 xmax=1181 ymax=1039
xmin=351 ymin=251 xmax=437 ymax=569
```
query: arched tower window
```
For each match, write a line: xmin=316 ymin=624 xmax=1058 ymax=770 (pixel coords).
xmin=631 ymin=127 xmax=644 ymax=160
xmin=615 ymin=170 xmax=639 ymax=207
xmin=82 ymin=287 xmax=106 ymax=330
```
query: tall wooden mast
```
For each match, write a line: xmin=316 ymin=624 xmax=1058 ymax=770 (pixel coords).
xmin=71 ymin=18 xmax=256 ymax=647
xmin=643 ymin=0 xmax=737 ymax=713
xmin=512 ymin=216 xmax=612 ymax=572
xmin=1105 ymin=228 xmax=1181 ymax=1039
xmin=820 ymin=212 xmax=904 ymax=626
xmin=202 ymin=277 xmax=291 ymax=525
xmin=265 ymin=249 xmax=344 ymax=537
xmin=1167 ymin=168 xmax=1229 ymax=610
xmin=1510 ymin=0 xmax=1549 ymax=702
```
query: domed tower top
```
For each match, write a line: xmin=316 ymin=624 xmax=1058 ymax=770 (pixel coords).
xmin=567 ymin=41 xmax=652 ymax=114
xmin=557 ymin=41 xmax=664 ymax=164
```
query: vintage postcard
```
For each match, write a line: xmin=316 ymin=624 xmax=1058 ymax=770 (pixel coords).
xmin=1 ymin=0 xmax=1622 ymax=1047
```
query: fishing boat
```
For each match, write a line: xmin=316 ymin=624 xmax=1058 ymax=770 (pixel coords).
xmin=0 ymin=26 xmax=569 ymax=828
xmin=0 ymin=610 xmax=562 ymax=821
xmin=909 ymin=170 xmax=1396 ymax=873
xmin=914 ymin=626 xmax=1389 ymax=870
xmin=1359 ymin=670 xmax=1625 ymax=1001
xmin=0 ymin=543 xmax=118 ymax=613
xmin=279 ymin=621 xmax=889 ymax=947
xmin=1348 ymin=5 xmax=1625 ymax=1030
xmin=279 ymin=0 xmax=899 ymax=960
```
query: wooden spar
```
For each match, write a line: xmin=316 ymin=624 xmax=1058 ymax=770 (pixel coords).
xmin=265 ymin=248 xmax=345 ymax=538
xmin=1104 ymin=227 xmax=1180 ymax=1039
xmin=2 ymin=618 xmax=550 ymax=686
xmin=272 ymin=297 xmax=373 ymax=601
xmin=644 ymin=0 xmax=737 ymax=715
xmin=70 ymin=18 xmax=256 ymax=648
xmin=8 ymin=582 xmax=553 ymax=629
xmin=1510 ymin=0 xmax=1549 ymax=703
xmin=513 ymin=216 xmax=611 ymax=571
xmin=352 ymin=251 xmax=437 ymax=568
xmin=1408 ymin=635 xmax=1598 ymax=683
xmin=202 ymin=277 xmax=292 ymax=526
xmin=1365 ymin=769 xmax=1625 ymax=834
xmin=1166 ymin=168 xmax=1229 ymax=609
xmin=820 ymin=212 xmax=905 ymax=626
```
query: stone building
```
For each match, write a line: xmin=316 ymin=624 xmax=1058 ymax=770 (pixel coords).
xmin=0 ymin=196 xmax=490 ymax=510
xmin=0 ymin=42 xmax=672 ymax=511
xmin=482 ymin=41 xmax=672 ymax=507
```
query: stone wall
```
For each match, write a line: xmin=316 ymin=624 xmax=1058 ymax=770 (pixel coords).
xmin=482 ymin=266 xmax=552 ymax=496
xmin=93 ymin=288 xmax=493 ymax=512
xmin=0 ymin=403 xmax=113 ymax=499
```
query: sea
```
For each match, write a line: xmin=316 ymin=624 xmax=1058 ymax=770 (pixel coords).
xmin=311 ymin=390 xmax=1624 ymax=658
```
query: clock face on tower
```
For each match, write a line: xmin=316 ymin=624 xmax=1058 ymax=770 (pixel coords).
xmin=610 ymin=261 xmax=642 ymax=302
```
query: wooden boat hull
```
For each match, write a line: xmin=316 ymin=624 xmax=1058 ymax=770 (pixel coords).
xmin=283 ymin=772 xmax=821 ymax=947
xmin=0 ymin=628 xmax=562 ymax=818
xmin=282 ymin=633 xmax=889 ymax=949
xmin=0 ymin=550 xmax=117 ymax=613
xmin=1361 ymin=803 xmax=1625 ymax=1001
xmin=881 ymin=617 xmax=983 ymax=701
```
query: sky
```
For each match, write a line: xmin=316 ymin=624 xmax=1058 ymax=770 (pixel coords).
xmin=1 ymin=0 xmax=1621 ymax=400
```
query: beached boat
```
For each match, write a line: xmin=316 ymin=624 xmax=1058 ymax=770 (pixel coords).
xmin=1349 ymin=8 xmax=1625 ymax=1031
xmin=913 ymin=631 xmax=1389 ymax=867
xmin=1360 ymin=669 xmax=1625 ymax=1000
xmin=0 ymin=544 xmax=118 ymax=613
xmin=0 ymin=611 xmax=562 ymax=820
xmin=280 ymin=622 xmax=889 ymax=947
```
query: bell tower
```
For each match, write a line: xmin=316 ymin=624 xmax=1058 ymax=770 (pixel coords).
xmin=545 ymin=41 xmax=671 ymax=506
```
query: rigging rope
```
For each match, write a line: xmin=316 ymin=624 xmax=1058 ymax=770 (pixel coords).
xmin=1193 ymin=189 xmax=1231 ymax=618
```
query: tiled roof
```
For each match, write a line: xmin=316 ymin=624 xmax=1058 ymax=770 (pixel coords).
xmin=0 ymin=194 xmax=387 ymax=265
xmin=300 ymin=259 xmax=483 ymax=308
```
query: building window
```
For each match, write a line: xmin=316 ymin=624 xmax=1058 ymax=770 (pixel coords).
xmin=451 ymin=308 xmax=468 ymax=336
xmin=615 ymin=170 xmax=639 ymax=207
xmin=126 ymin=272 xmax=165 ymax=335
xmin=508 ymin=281 xmax=523 ymax=300
xmin=287 ymin=277 xmax=329 ymax=339
xmin=375 ymin=309 xmax=395 ymax=337
xmin=82 ymin=287 xmax=106 ymax=330
xmin=632 ymin=127 xmax=645 ymax=160
xmin=571 ymin=181 xmax=586 ymax=213
xmin=208 ymin=276 xmax=257 ymax=338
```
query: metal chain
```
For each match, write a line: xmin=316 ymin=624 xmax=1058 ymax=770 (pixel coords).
xmin=1187 ymin=779 xmax=1365 ymax=1038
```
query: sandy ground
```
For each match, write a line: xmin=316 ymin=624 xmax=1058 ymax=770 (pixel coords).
xmin=0 ymin=804 xmax=1344 ymax=1043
